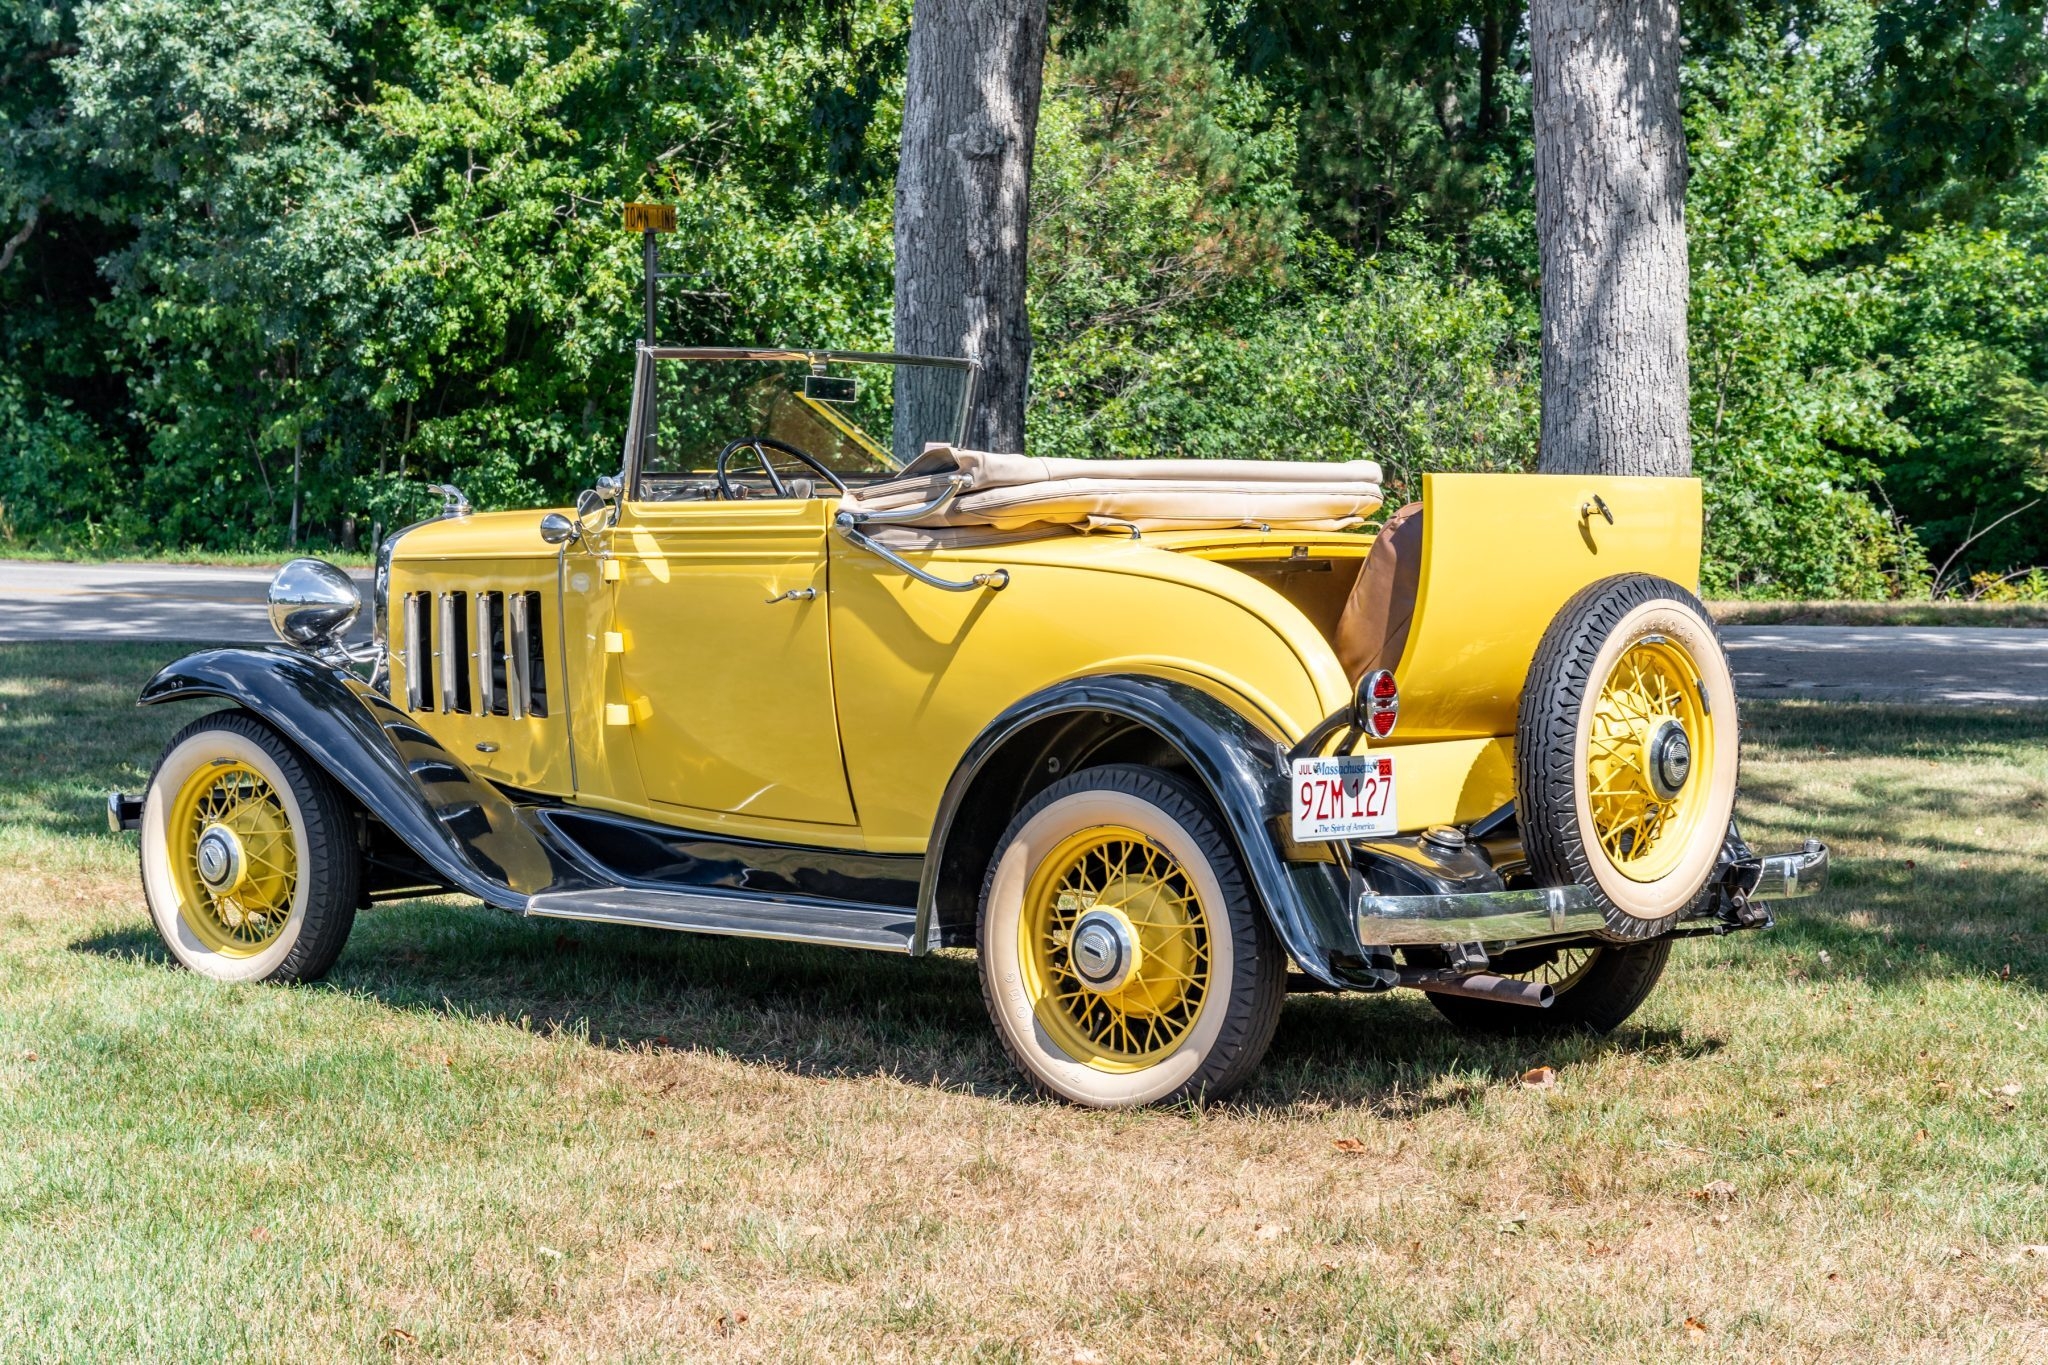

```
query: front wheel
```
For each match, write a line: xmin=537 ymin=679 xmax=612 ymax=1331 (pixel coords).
xmin=976 ymin=764 xmax=1285 ymax=1108
xmin=1426 ymin=939 xmax=1672 ymax=1037
xmin=140 ymin=710 xmax=362 ymax=983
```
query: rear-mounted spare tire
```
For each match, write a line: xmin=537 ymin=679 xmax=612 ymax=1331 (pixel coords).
xmin=1516 ymin=573 xmax=1738 ymax=941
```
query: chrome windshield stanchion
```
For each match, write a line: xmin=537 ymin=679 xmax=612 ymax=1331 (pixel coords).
xmin=834 ymin=477 xmax=1011 ymax=593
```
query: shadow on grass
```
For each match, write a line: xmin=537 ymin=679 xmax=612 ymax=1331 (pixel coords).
xmin=1740 ymin=700 xmax=2048 ymax=989
xmin=72 ymin=903 xmax=1733 ymax=1115
xmin=37 ymin=666 xmax=2048 ymax=1108
xmin=0 ymin=641 xmax=215 ymax=841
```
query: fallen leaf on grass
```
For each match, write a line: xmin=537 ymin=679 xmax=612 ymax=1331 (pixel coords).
xmin=1521 ymin=1066 xmax=1558 ymax=1088
xmin=1683 ymin=1316 xmax=1709 ymax=1340
xmin=380 ymin=1327 xmax=415 ymax=1349
xmin=1497 ymin=1212 xmax=1528 ymax=1234
xmin=1996 ymin=1083 xmax=2023 ymax=1097
xmin=2016 ymin=1245 xmax=2048 ymax=1261
xmin=1690 ymin=1180 xmax=1738 ymax=1203
xmin=1332 ymin=1138 xmax=1369 ymax=1154
xmin=248 ymin=1227 xmax=271 ymax=1244
xmin=698 ymin=1237 xmax=716 ymax=1253
xmin=1252 ymin=1222 xmax=1287 ymax=1242
xmin=18 ymin=1051 xmax=35 ymax=1062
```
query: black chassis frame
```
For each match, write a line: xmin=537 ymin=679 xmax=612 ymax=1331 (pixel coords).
xmin=121 ymin=646 xmax=1770 ymax=989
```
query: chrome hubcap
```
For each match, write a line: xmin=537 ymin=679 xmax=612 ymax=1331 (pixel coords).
xmin=195 ymin=824 xmax=244 ymax=892
xmin=1069 ymin=908 xmax=1141 ymax=994
xmin=1646 ymin=719 xmax=1692 ymax=801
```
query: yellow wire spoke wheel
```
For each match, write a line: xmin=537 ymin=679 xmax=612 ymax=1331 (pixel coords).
xmin=139 ymin=711 xmax=361 ymax=985
xmin=1016 ymin=826 xmax=1213 ymax=1073
xmin=978 ymin=765 xmax=1285 ymax=1108
xmin=1584 ymin=634 xmax=1716 ymax=884
xmin=1518 ymin=574 xmax=1740 ymax=940
xmin=165 ymin=760 xmax=300 ymax=957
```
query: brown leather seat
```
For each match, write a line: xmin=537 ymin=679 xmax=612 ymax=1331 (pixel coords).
xmin=1334 ymin=502 xmax=1423 ymax=684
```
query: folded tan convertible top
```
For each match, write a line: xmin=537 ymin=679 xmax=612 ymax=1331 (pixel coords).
xmin=841 ymin=446 xmax=1384 ymax=534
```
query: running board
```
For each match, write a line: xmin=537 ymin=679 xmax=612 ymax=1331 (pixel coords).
xmin=523 ymin=887 xmax=918 ymax=954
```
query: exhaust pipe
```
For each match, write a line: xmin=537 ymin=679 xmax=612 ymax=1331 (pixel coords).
xmin=1403 ymin=972 xmax=1554 ymax=1009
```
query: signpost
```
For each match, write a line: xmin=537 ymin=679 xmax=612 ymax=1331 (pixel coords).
xmin=624 ymin=202 xmax=678 ymax=350
xmin=625 ymin=202 xmax=678 ymax=464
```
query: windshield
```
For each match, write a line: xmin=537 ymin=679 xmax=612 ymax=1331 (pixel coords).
xmin=629 ymin=349 xmax=975 ymax=499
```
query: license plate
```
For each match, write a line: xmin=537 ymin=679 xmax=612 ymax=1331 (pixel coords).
xmin=1291 ymin=754 xmax=1398 ymax=841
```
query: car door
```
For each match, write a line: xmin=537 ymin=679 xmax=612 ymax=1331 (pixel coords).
xmin=605 ymin=494 xmax=859 ymax=830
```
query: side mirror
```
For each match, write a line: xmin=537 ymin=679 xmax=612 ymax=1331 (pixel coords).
xmin=574 ymin=486 xmax=616 ymax=536
xmin=538 ymin=512 xmax=578 ymax=545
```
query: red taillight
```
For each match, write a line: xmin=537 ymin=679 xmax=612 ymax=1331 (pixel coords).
xmin=1359 ymin=669 xmax=1398 ymax=738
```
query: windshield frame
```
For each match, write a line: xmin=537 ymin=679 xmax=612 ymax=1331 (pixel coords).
xmin=621 ymin=346 xmax=979 ymax=499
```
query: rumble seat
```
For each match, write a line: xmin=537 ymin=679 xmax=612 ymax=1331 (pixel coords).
xmin=842 ymin=446 xmax=1384 ymax=533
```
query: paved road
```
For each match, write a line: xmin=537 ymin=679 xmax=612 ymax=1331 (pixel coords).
xmin=1722 ymin=625 xmax=2048 ymax=704
xmin=4 ymin=562 xmax=2046 ymax=704
xmin=0 ymin=560 xmax=372 ymax=644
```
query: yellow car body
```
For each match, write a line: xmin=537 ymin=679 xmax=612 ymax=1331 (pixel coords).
xmin=117 ymin=345 xmax=1826 ymax=1104
xmin=385 ymin=470 xmax=1702 ymax=851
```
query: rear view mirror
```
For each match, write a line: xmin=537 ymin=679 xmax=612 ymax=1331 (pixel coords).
xmin=803 ymin=373 xmax=859 ymax=404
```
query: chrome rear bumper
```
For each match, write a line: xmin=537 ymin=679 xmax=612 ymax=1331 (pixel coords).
xmin=1355 ymin=840 xmax=1829 ymax=948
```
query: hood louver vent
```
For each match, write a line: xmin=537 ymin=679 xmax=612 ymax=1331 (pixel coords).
xmin=404 ymin=589 xmax=546 ymax=719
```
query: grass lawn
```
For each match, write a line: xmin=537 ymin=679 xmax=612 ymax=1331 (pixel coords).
xmin=1710 ymin=599 xmax=2048 ymax=628
xmin=1 ymin=643 xmax=2043 ymax=1362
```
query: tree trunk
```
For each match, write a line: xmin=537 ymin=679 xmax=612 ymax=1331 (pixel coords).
xmin=893 ymin=0 xmax=1050 ymax=459
xmin=1477 ymin=6 xmax=1505 ymax=138
xmin=1531 ymin=0 xmax=1691 ymax=476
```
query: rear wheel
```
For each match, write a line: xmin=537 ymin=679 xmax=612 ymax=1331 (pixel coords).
xmin=1426 ymin=939 xmax=1671 ymax=1037
xmin=1517 ymin=574 xmax=1739 ymax=941
xmin=140 ymin=711 xmax=361 ymax=983
xmin=977 ymin=764 xmax=1285 ymax=1107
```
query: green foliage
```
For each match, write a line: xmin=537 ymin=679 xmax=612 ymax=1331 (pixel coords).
xmin=1683 ymin=4 xmax=1925 ymax=598
xmin=0 ymin=0 xmax=902 ymax=551
xmin=1026 ymin=0 xmax=1534 ymax=496
xmin=6 ymin=0 xmax=2048 ymax=600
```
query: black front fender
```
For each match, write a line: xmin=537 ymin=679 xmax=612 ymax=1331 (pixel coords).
xmin=140 ymin=646 xmax=591 ymax=910
xmin=919 ymin=675 xmax=1376 ymax=989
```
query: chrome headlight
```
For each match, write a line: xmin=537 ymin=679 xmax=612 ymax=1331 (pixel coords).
xmin=268 ymin=558 xmax=362 ymax=650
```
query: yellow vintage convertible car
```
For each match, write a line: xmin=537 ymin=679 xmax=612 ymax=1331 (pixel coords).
xmin=111 ymin=347 xmax=1827 ymax=1107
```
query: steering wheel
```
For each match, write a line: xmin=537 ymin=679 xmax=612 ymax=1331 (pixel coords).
xmin=713 ymin=435 xmax=847 ymax=500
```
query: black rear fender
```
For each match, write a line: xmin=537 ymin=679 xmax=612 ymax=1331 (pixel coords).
xmin=919 ymin=675 xmax=1377 ymax=989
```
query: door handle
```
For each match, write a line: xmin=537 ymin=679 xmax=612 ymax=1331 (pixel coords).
xmin=765 ymin=587 xmax=818 ymax=604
